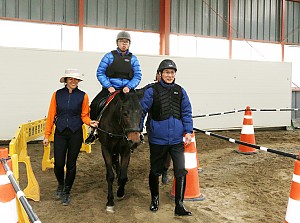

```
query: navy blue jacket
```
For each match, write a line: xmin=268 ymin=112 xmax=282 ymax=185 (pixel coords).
xmin=55 ymin=87 xmax=85 ymax=133
xmin=140 ymin=80 xmax=193 ymax=145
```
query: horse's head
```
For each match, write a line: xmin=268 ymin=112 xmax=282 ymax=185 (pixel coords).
xmin=119 ymin=91 xmax=143 ymax=146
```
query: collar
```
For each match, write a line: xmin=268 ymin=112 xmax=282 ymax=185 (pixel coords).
xmin=63 ymin=86 xmax=79 ymax=93
xmin=116 ymin=48 xmax=130 ymax=56
xmin=159 ymin=79 xmax=175 ymax=89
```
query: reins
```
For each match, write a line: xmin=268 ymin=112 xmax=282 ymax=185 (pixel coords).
xmin=96 ymin=91 xmax=129 ymax=140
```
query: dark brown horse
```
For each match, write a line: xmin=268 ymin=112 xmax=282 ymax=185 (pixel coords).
xmin=96 ymin=90 xmax=143 ymax=213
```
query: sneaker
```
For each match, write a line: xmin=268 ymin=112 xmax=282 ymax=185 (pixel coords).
xmin=85 ymin=134 xmax=97 ymax=145
xmin=62 ymin=193 xmax=70 ymax=206
xmin=55 ymin=185 xmax=64 ymax=200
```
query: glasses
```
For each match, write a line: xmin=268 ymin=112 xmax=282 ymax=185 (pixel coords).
xmin=118 ymin=40 xmax=130 ymax=45
xmin=162 ymin=70 xmax=176 ymax=75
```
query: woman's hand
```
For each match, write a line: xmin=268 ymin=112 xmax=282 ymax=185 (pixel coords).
xmin=90 ymin=120 xmax=99 ymax=128
xmin=43 ymin=138 xmax=49 ymax=147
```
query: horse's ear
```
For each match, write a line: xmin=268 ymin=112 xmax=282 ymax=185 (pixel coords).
xmin=135 ymin=88 xmax=145 ymax=100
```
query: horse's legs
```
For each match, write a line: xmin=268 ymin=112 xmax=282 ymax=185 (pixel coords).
xmin=101 ymin=146 xmax=115 ymax=212
xmin=112 ymin=153 xmax=120 ymax=179
xmin=117 ymin=150 xmax=131 ymax=199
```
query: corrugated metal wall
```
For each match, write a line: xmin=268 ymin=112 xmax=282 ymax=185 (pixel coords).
xmin=232 ymin=0 xmax=281 ymax=41
xmin=84 ymin=0 xmax=160 ymax=31
xmin=0 ymin=0 xmax=160 ymax=31
xmin=0 ymin=0 xmax=299 ymax=43
xmin=171 ymin=0 xmax=229 ymax=37
xmin=285 ymin=1 xmax=300 ymax=44
xmin=0 ymin=0 xmax=78 ymax=23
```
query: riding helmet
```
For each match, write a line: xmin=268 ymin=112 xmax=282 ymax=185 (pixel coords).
xmin=157 ymin=59 xmax=177 ymax=72
xmin=116 ymin=31 xmax=131 ymax=43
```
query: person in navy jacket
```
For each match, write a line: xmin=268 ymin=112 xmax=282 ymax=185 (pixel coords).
xmin=143 ymin=71 xmax=172 ymax=185
xmin=140 ymin=59 xmax=193 ymax=216
xmin=43 ymin=69 xmax=98 ymax=206
xmin=85 ymin=31 xmax=142 ymax=144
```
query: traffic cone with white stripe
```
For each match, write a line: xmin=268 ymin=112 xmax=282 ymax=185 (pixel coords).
xmin=237 ymin=106 xmax=257 ymax=154
xmin=0 ymin=147 xmax=18 ymax=223
xmin=170 ymin=132 xmax=204 ymax=201
xmin=284 ymin=153 xmax=300 ymax=223
xmin=195 ymin=140 xmax=203 ymax=173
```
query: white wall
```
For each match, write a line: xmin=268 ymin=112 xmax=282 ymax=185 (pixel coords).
xmin=0 ymin=47 xmax=292 ymax=139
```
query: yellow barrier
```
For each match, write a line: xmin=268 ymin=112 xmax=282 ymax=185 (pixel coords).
xmin=9 ymin=119 xmax=46 ymax=202
xmin=81 ymin=124 xmax=92 ymax=153
xmin=9 ymin=118 xmax=92 ymax=204
xmin=42 ymin=124 xmax=91 ymax=171
xmin=8 ymin=119 xmax=91 ymax=223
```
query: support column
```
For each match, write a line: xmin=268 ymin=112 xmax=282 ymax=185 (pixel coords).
xmin=228 ymin=0 xmax=233 ymax=59
xmin=281 ymin=0 xmax=286 ymax=62
xmin=79 ymin=0 xmax=84 ymax=51
xmin=159 ymin=0 xmax=171 ymax=55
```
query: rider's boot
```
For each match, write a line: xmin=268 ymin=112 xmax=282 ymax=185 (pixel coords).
xmin=85 ymin=129 xmax=97 ymax=144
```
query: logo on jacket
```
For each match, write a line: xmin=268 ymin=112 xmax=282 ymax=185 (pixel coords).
xmin=174 ymin=91 xmax=179 ymax=95
xmin=124 ymin=59 xmax=130 ymax=62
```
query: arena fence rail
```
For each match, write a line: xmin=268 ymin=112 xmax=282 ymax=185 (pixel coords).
xmin=193 ymin=127 xmax=299 ymax=161
xmin=192 ymin=107 xmax=300 ymax=118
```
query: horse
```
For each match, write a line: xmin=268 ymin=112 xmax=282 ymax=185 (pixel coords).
xmin=96 ymin=90 xmax=143 ymax=213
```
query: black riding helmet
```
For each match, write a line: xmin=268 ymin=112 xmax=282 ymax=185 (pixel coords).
xmin=116 ymin=31 xmax=131 ymax=43
xmin=157 ymin=59 xmax=177 ymax=73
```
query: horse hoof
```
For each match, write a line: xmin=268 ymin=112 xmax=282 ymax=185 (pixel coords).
xmin=117 ymin=195 xmax=125 ymax=200
xmin=106 ymin=206 xmax=115 ymax=213
xmin=117 ymin=188 xmax=125 ymax=200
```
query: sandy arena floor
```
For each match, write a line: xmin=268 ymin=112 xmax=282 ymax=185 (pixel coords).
xmin=13 ymin=129 xmax=300 ymax=223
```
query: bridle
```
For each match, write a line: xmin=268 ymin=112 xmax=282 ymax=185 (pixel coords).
xmin=96 ymin=92 xmax=140 ymax=143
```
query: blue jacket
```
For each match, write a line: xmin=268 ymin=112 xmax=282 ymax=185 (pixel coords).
xmin=140 ymin=80 xmax=193 ymax=145
xmin=96 ymin=48 xmax=142 ymax=89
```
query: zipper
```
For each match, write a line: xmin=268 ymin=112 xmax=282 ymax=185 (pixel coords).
xmin=67 ymin=93 xmax=71 ymax=128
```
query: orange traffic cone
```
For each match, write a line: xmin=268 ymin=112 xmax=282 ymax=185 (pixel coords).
xmin=237 ymin=106 xmax=257 ymax=154
xmin=170 ymin=132 xmax=204 ymax=201
xmin=284 ymin=153 xmax=300 ymax=223
xmin=194 ymin=139 xmax=203 ymax=173
xmin=0 ymin=148 xmax=18 ymax=223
